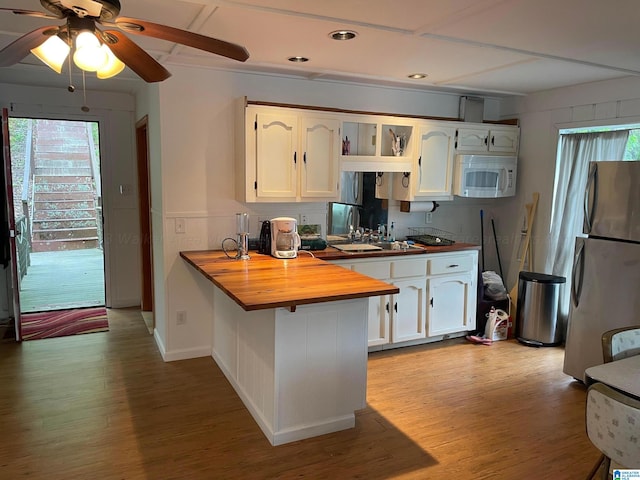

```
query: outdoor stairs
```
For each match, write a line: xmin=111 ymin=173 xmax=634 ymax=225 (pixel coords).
xmin=31 ymin=120 xmax=100 ymax=252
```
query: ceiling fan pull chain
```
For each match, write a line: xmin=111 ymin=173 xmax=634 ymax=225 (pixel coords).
xmin=81 ymin=70 xmax=90 ymax=112
xmin=67 ymin=37 xmax=75 ymax=92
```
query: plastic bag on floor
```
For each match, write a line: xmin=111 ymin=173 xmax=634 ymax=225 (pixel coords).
xmin=482 ymin=270 xmax=508 ymax=300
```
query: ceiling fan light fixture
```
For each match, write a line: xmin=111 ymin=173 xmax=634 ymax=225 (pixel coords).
xmin=408 ymin=73 xmax=428 ymax=79
xmin=288 ymin=56 xmax=309 ymax=63
xmin=31 ymin=35 xmax=70 ymax=74
xmin=73 ymin=31 xmax=107 ymax=72
xmin=96 ymin=44 xmax=125 ymax=79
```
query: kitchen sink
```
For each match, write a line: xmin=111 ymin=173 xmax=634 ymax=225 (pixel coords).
xmin=371 ymin=242 xmax=423 ymax=251
xmin=331 ymin=241 xmax=424 ymax=253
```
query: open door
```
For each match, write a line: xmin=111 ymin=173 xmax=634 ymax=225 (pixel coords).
xmin=2 ymin=108 xmax=21 ymax=340
xmin=136 ymin=116 xmax=154 ymax=331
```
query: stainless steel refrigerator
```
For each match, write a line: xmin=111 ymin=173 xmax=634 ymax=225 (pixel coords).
xmin=563 ymin=161 xmax=640 ymax=381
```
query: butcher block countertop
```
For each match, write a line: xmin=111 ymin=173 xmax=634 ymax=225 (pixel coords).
xmin=180 ymin=250 xmax=399 ymax=312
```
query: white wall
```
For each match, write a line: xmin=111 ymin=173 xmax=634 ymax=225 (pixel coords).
xmin=497 ymin=75 xmax=640 ymax=293
xmin=0 ymin=82 xmax=142 ymax=315
xmin=152 ymin=67 xmax=509 ymax=360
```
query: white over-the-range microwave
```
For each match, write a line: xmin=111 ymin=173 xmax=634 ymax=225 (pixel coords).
xmin=453 ymin=154 xmax=517 ymax=198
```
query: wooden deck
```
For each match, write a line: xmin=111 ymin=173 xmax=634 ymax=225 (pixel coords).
xmin=19 ymin=248 xmax=105 ymax=313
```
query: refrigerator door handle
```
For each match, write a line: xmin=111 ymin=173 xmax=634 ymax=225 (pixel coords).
xmin=583 ymin=163 xmax=598 ymax=234
xmin=571 ymin=240 xmax=585 ymax=308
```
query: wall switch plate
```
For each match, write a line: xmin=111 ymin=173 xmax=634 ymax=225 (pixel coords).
xmin=176 ymin=310 xmax=187 ymax=325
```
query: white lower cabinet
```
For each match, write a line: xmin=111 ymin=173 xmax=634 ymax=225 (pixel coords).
xmin=426 ymin=251 xmax=478 ymax=337
xmin=330 ymin=250 xmax=477 ymax=349
xmin=389 ymin=277 xmax=426 ymax=343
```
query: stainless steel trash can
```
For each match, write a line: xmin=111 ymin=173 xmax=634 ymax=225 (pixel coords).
xmin=516 ymin=272 xmax=566 ymax=346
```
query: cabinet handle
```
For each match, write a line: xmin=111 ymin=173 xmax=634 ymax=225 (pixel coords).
xmin=385 ymin=302 xmax=390 ymax=313
xmin=418 ymin=156 xmax=422 ymax=167
xmin=394 ymin=302 xmax=398 ymax=313
xmin=448 ymin=264 xmax=459 ymax=268
xmin=484 ymin=136 xmax=488 ymax=145
xmin=294 ymin=152 xmax=297 ymax=164
xmin=430 ymin=298 xmax=433 ymax=307
xmin=303 ymin=152 xmax=307 ymax=164
xmin=402 ymin=172 xmax=410 ymax=188
xmin=491 ymin=136 xmax=495 ymax=146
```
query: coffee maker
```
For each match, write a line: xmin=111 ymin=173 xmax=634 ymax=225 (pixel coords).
xmin=270 ymin=217 xmax=301 ymax=259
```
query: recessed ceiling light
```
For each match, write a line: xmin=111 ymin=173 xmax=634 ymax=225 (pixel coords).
xmin=330 ymin=30 xmax=358 ymax=41
xmin=408 ymin=73 xmax=428 ymax=79
xmin=288 ymin=56 xmax=309 ymax=63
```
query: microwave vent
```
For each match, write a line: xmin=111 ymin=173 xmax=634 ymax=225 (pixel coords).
xmin=459 ymin=96 xmax=485 ymax=123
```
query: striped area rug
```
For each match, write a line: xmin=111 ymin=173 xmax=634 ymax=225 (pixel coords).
xmin=21 ymin=307 xmax=109 ymax=341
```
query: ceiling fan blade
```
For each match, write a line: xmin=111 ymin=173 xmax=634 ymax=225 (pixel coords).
xmin=0 ymin=26 xmax=54 ymax=67
xmin=0 ymin=8 xmax=62 ymax=19
xmin=102 ymin=30 xmax=171 ymax=83
xmin=115 ymin=17 xmax=249 ymax=62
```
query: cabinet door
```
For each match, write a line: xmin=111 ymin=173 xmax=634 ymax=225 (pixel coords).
xmin=456 ymin=127 xmax=489 ymax=152
xmin=488 ymin=128 xmax=519 ymax=153
xmin=255 ymin=112 xmax=298 ymax=199
xmin=413 ymin=124 xmax=457 ymax=198
xmin=390 ymin=278 xmax=426 ymax=343
xmin=368 ymin=295 xmax=390 ymax=346
xmin=300 ymin=116 xmax=340 ymax=200
xmin=427 ymin=272 xmax=474 ymax=336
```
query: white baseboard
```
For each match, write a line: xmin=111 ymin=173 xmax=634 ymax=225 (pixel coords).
xmin=153 ymin=329 xmax=211 ymax=362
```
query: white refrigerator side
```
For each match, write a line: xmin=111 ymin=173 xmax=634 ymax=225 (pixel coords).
xmin=563 ymin=236 xmax=640 ymax=382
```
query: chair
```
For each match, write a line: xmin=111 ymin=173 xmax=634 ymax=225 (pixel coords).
xmin=585 ymin=383 xmax=640 ymax=479
xmin=601 ymin=326 xmax=640 ymax=363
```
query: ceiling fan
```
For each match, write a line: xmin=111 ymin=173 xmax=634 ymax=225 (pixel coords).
xmin=0 ymin=0 xmax=250 ymax=82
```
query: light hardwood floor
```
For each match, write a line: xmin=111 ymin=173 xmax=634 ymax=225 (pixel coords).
xmin=0 ymin=308 xmax=598 ymax=479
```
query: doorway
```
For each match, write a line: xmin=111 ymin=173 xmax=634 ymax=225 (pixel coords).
xmin=8 ymin=118 xmax=106 ymax=315
xmin=136 ymin=116 xmax=154 ymax=333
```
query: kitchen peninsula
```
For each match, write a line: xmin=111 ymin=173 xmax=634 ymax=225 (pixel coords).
xmin=180 ymin=250 xmax=398 ymax=446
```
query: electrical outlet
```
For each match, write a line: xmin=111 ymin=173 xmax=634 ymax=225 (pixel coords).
xmin=425 ymin=212 xmax=433 ymax=223
xmin=301 ymin=214 xmax=308 ymax=224
xmin=176 ymin=310 xmax=187 ymax=325
xmin=175 ymin=218 xmax=186 ymax=234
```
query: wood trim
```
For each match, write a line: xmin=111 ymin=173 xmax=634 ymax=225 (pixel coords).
xmin=135 ymin=116 xmax=154 ymax=316
xmin=246 ymin=99 xmax=520 ymax=126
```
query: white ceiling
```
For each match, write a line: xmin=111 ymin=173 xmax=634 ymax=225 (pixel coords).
xmin=0 ymin=0 xmax=639 ymax=96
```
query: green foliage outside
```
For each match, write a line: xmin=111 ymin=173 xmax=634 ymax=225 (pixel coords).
xmin=623 ymin=129 xmax=640 ymax=160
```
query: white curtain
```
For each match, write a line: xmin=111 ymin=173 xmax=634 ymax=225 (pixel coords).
xmin=546 ymin=130 xmax=629 ymax=324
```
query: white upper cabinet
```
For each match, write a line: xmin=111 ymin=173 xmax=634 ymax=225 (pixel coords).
xmin=236 ymin=101 xmax=340 ymax=203
xmin=236 ymin=98 xmax=520 ymax=203
xmin=299 ymin=116 xmax=341 ymax=199
xmin=340 ymin=116 xmax=414 ymax=172
xmin=456 ymin=125 xmax=520 ymax=154
xmin=391 ymin=121 xmax=457 ymax=202
xmin=254 ymin=111 xmax=298 ymax=199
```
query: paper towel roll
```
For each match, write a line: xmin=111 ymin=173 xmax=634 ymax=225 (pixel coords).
xmin=400 ymin=201 xmax=439 ymax=213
